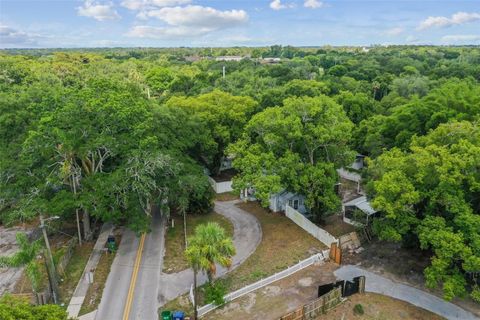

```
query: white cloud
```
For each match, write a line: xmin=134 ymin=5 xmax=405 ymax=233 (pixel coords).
xmin=441 ymin=34 xmax=480 ymax=43
xmin=304 ymin=0 xmax=323 ymax=9
xmin=121 ymin=0 xmax=191 ymax=11
xmin=127 ymin=5 xmax=248 ymax=39
xmin=270 ymin=0 xmax=294 ymax=10
xmin=146 ymin=5 xmax=247 ymax=28
xmin=418 ymin=11 xmax=480 ymax=30
xmin=77 ymin=0 xmax=120 ymax=21
xmin=383 ymin=27 xmax=404 ymax=36
xmin=0 ymin=25 xmax=40 ymax=47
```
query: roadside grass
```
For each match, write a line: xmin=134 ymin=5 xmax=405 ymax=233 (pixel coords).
xmin=162 ymin=212 xmax=234 ymax=274
xmin=159 ymin=295 xmax=194 ymax=317
xmin=79 ymin=231 xmax=122 ymax=316
xmin=159 ymin=201 xmax=328 ymax=316
xmin=57 ymin=242 xmax=94 ymax=305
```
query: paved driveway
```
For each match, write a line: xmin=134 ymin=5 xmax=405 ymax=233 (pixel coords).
xmin=335 ymin=265 xmax=478 ymax=320
xmin=157 ymin=200 xmax=262 ymax=306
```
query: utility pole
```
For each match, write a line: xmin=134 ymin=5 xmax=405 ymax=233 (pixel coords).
xmin=40 ymin=215 xmax=60 ymax=304
xmin=72 ymin=175 xmax=82 ymax=246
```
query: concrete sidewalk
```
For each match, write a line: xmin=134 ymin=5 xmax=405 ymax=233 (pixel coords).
xmin=66 ymin=223 xmax=114 ymax=318
xmin=335 ymin=265 xmax=478 ymax=320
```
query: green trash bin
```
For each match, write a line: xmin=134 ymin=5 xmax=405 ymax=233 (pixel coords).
xmin=161 ymin=310 xmax=172 ymax=320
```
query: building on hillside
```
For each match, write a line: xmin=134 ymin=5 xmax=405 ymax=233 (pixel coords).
xmin=260 ymin=57 xmax=281 ymax=64
xmin=342 ymin=195 xmax=377 ymax=226
xmin=269 ymin=190 xmax=307 ymax=214
xmin=185 ymin=55 xmax=202 ymax=62
xmin=215 ymin=56 xmax=246 ymax=62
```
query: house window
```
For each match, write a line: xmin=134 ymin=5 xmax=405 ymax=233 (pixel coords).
xmin=293 ymin=200 xmax=299 ymax=210
xmin=288 ymin=200 xmax=293 ymax=207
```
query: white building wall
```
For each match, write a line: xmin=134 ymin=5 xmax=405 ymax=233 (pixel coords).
xmin=208 ymin=177 xmax=233 ymax=194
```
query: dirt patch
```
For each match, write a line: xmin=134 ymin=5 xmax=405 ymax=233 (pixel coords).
xmin=315 ymin=292 xmax=445 ymax=320
xmin=298 ymin=277 xmax=313 ymax=287
xmin=320 ymin=214 xmax=356 ymax=238
xmin=215 ymin=192 xmax=239 ymax=202
xmin=162 ymin=212 xmax=234 ymax=273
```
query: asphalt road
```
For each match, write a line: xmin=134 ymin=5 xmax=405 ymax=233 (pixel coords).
xmin=95 ymin=208 xmax=165 ymax=320
xmin=96 ymin=200 xmax=261 ymax=320
xmin=95 ymin=228 xmax=140 ymax=320
xmin=129 ymin=210 xmax=165 ymax=320
xmin=335 ymin=265 xmax=478 ymax=320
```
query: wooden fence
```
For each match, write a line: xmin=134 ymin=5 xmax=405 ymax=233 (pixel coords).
xmin=279 ymin=287 xmax=343 ymax=320
xmin=12 ymin=286 xmax=52 ymax=305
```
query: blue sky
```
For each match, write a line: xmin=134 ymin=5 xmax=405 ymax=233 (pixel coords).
xmin=1 ymin=0 xmax=479 ymax=48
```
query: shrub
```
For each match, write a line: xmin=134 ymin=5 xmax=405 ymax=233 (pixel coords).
xmin=353 ymin=303 xmax=364 ymax=315
xmin=204 ymin=282 xmax=227 ymax=306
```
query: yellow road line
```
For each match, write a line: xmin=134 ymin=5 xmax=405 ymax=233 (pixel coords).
xmin=122 ymin=233 xmax=146 ymax=320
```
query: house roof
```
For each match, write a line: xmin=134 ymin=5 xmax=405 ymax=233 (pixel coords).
xmin=272 ymin=189 xmax=303 ymax=201
xmin=343 ymin=196 xmax=377 ymax=215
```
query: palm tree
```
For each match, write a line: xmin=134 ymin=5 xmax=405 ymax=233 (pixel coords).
xmin=0 ymin=233 xmax=43 ymax=294
xmin=185 ymin=222 xmax=236 ymax=319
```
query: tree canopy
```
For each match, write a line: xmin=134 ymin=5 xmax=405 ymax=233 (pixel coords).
xmin=1 ymin=46 xmax=479 ymax=302
xmin=367 ymin=121 xmax=480 ymax=301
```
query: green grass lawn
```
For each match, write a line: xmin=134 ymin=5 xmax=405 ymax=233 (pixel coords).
xmin=162 ymin=212 xmax=234 ymax=274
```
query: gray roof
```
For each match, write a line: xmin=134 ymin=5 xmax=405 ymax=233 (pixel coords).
xmin=343 ymin=196 xmax=377 ymax=215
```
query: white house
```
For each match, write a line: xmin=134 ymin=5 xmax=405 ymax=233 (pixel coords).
xmin=342 ymin=195 xmax=377 ymax=226
xmin=269 ymin=190 xmax=307 ymax=214
xmin=215 ymin=56 xmax=246 ymax=62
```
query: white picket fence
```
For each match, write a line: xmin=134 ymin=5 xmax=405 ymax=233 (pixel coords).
xmin=285 ymin=205 xmax=338 ymax=247
xmin=196 ymin=251 xmax=328 ymax=317
xmin=208 ymin=177 xmax=233 ymax=194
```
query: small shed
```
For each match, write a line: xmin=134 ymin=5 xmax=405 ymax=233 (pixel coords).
xmin=269 ymin=190 xmax=307 ymax=214
xmin=351 ymin=154 xmax=365 ymax=170
xmin=342 ymin=196 xmax=377 ymax=226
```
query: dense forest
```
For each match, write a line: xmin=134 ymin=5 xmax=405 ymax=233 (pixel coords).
xmin=0 ymin=45 xmax=479 ymax=302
